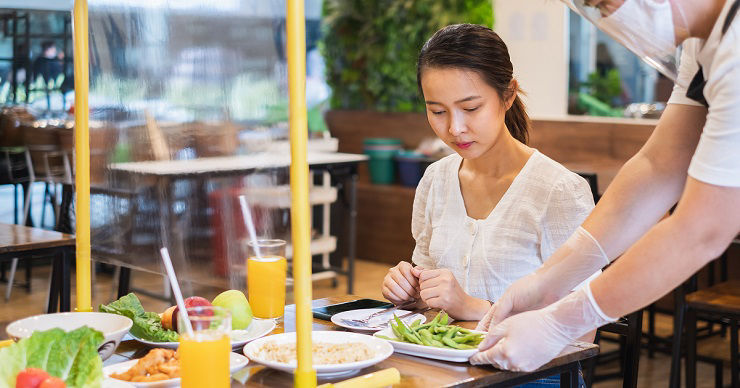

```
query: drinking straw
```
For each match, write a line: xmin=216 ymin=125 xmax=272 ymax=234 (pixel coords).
xmin=238 ymin=195 xmax=263 ymax=259
xmin=159 ymin=247 xmax=194 ymax=337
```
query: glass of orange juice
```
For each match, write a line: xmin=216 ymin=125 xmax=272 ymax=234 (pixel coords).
xmin=177 ymin=306 xmax=231 ymax=388
xmin=247 ymin=239 xmax=287 ymax=319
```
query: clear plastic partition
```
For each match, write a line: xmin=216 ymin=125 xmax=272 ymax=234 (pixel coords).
xmin=87 ymin=0 xmax=324 ymax=290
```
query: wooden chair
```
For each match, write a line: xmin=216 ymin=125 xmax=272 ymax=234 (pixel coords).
xmin=584 ymin=307 xmax=643 ymax=388
xmin=685 ymin=280 xmax=740 ymax=388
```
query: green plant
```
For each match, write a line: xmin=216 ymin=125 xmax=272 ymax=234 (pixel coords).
xmin=321 ymin=0 xmax=493 ymax=112
xmin=583 ymin=69 xmax=622 ymax=107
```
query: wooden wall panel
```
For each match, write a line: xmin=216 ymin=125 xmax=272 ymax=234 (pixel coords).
xmin=356 ymin=182 xmax=417 ymax=265
xmin=326 ymin=110 xmax=432 ymax=155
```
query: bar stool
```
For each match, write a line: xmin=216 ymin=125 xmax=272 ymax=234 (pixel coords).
xmin=685 ymin=280 xmax=740 ymax=388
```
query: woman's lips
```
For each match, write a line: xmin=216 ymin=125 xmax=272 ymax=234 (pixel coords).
xmin=455 ymin=142 xmax=473 ymax=150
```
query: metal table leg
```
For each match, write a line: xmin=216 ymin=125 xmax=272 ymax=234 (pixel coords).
xmin=60 ymin=246 xmax=71 ymax=312
xmin=347 ymin=172 xmax=357 ymax=294
xmin=118 ymin=266 xmax=131 ymax=298
xmin=47 ymin=254 xmax=61 ymax=313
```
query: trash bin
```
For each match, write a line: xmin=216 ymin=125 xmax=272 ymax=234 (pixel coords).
xmin=363 ymin=138 xmax=402 ymax=184
xmin=396 ymin=151 xmax=426 ymax=187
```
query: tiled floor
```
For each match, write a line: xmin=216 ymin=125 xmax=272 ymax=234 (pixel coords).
xmin=0 ymin=259 xmax=734 ymax=387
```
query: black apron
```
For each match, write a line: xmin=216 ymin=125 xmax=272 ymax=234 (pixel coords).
xmin=685 ymin=0 xmax=740 ymax=107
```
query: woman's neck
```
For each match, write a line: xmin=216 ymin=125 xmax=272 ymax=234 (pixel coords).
xmin=461 ymin=127 xmax=532 ymax=179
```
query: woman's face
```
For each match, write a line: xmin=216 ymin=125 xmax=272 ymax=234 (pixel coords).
xmin=421 ymin=67 xmax=511 ymax=159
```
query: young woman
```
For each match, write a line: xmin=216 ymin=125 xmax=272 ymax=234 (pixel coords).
xmin=381 ymin=24 xmax=597 ymax=323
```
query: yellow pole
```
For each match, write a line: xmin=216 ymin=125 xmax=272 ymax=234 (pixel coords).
xmin=287 ymin=0 xmax=315 ymax=386
xmin=72 ymin=0 xmax=92 ymax=312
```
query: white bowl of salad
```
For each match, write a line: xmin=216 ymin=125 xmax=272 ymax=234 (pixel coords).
xmin=6 ymin=312 xmax=133 ymax=360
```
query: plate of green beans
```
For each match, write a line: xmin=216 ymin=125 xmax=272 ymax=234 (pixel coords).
xmin=372 ymin=312 xmax=486 ymax=362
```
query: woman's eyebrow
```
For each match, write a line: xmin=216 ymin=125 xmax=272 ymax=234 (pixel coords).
xmin=425 ymin=95 xmax=482 ymax=105
xmin=455 ymin=95 xmax=482 ymax=103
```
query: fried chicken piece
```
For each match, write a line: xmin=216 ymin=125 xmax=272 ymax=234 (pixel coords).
xmin=158 ymin=357 xmax=180 ymax=378
xmin=110 ymin=348 xmax=179 ymax=382
xmin=141 ymin=348 xmax=175 ymax=375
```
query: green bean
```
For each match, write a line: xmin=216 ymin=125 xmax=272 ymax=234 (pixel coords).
xmin=444 ymin=326 xmax=460 ymax=340
xmin=439 ymin=312 xmax=449 ymax=326
xmin=453 ymin=333 xmax=483 ymax=343
xmin=376 ymin=335 xmax=396 ymax=341
xmin=410 ymin=319 xmax=422 ymax=329
xmin=442 ymin=337 xmax=464 ymax=349
xmin=434 ymin=326 xmax=448 ymax=334
xmin=390 ymin=322 xmax=403 ymax=340
xmin=405 ymin=331 xmax=424 ymax=345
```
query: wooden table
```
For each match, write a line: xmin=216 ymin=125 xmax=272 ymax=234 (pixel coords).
xmin=0 ymin=223 xmax=74 ymax=312
xmin=107 ymin=295 xmax=599 ymax=387
xmin=107 ymin=152 xmax=367 ymax=296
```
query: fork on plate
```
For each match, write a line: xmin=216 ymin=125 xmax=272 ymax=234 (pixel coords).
xmin=341 ymin=307 xmax=432 ymax=329
xmin=342 ymin=300 xmax=417 ymax=327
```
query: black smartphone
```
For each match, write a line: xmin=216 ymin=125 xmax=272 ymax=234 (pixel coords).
xmin=312 ymin=298 xmax=393 ymax=321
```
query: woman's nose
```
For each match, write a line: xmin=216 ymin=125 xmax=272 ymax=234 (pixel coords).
xmin=448 ymin=112 xmax=466 ymax=136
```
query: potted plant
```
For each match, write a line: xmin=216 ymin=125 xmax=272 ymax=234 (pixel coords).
xmin=320 ymin=0 xmax=493 ymax=153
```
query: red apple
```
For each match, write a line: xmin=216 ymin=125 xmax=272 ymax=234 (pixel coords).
xmin=172 ymin=296 xmax=213 ymax=332
xmin=38 ymin=377 xmax=66 ymax=388
xmin=15 ymin=368 xmax=50 ymax=388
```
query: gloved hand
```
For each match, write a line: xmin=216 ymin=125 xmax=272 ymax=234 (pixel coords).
xmin=476 ymin=226 xmax=610 ymax=331
xmin=470 ymin=284 xmax=616 ymax=372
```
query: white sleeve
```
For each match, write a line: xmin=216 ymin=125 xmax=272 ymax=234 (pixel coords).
xmin=688 ymin=30 xmax=740 ymax=187
xmin=411 ymin=164 xmax=437 ymax=268
xmin=668 ymin=39 xmax=705 ymax=107
xmin=540 ymin=174 xmax=594 ymax=261
xmin=540 ymin=174 xmax=601 ymax=290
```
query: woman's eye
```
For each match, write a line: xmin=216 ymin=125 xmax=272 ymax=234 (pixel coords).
xmin=431 ymin=110 xmax=446 ymax=115
xmin=464 ymin=107 xmax=479 ymax=112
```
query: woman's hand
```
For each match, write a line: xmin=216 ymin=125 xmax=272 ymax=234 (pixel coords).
xmin=414 ymin=267 xmax=491 ymax=320
xmin=382 ymin=261 xmax=421 ymax=305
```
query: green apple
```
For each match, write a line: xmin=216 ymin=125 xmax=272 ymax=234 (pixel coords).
xmin=212 ymin=290 xmax=253 ymax=330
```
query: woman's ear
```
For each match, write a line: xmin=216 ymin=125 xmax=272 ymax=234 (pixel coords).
xmin=504 ymin=79 xmax=518 ymax=111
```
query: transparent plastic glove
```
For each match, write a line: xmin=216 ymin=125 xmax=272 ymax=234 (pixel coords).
xmin=476 ymin=226 xmax=610 ymax=331
xmin=470 ymin=284 xmax=616 ymax=372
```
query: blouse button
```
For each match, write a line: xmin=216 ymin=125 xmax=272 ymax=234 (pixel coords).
xmin=469 ymin=222 xmax=477 ymax=235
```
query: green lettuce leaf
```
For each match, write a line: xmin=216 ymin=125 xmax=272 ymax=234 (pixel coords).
xmin=99 ymin=293 xmax=178 ymax=342
xmin=0 ymin=327 xmax=103 ymax=388
xmin=25 ymin=328 xmax=65 ymax=370
xmin=66 ymin=328 xmax=104 ymax=388
xmin=0 ymin=337 xmax=28 ymax=388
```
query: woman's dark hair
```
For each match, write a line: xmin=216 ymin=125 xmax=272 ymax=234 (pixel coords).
xmin=417 ymin=24 xmax=529 ymax=144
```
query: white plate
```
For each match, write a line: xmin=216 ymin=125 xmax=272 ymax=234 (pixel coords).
xmin=103 ymin=378 xmax=136 ymax=388
xmin=373 ymin=327 xmax=484 ymax=362
xmin=130 ymin=319 xmax=275 ymax=349
xmin=102 ymin=352 xmax=249 ymax=387
xmin=243 ymin=331 xmax=393 ymax=377
xmin=330 ymin=308 xmax=426 ymax=332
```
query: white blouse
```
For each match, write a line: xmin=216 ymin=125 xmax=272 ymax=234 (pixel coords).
xmin=411 ymin=151 xmax=595 ymax=302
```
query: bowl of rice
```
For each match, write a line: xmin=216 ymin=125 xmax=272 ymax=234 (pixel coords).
xmin=243 ymin=331 xmax=393 ymax=377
